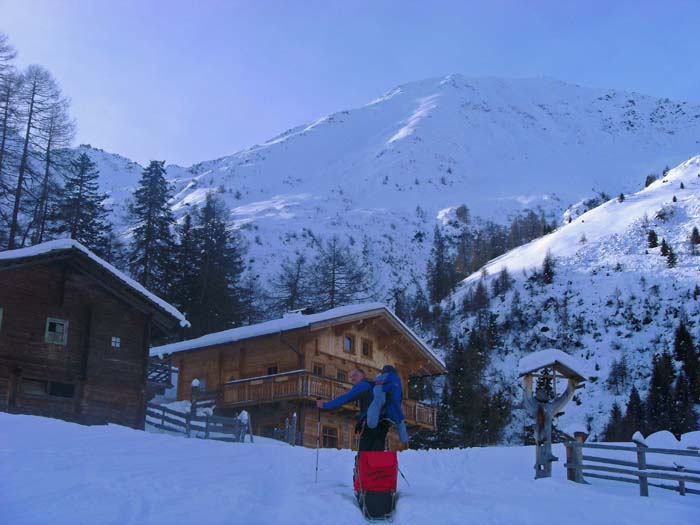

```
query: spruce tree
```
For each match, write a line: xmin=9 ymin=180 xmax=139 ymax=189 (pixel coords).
xmin=645 ymin=352 xmax=675 ymax=432
xmin=666 ymin=246 xmax=677 ymax=268
xmin=51 ymin=152 xmax=112 ymax=255
xmin=603 ymin=402 xmax=624 ymax=441
xmin=170 ymin=213 xmax=200 ymax=313
xmin=536 ymin=367 xmax=555 ymax=401
xmin=127 ymin=160 xmax=176 ymax=291
xmin=427 ymin=225 xmax=454 ymax=303
xmin=672 ymin=371 xmax=698 ymax=436
xmin=541 ymin=251 xmax=556 ymax=285
xmin=621 ymin=385 xmax=645 ymax=438
xmin=660 ymin=238 xmax=669 ymax=256
xmin=691 ymin=226 xmax=700 ymax=255
xmin=186 ymin=192 xmax=246 ymax=336
xmin=647 ymin=230 xmax=658 ymax=249
xmin=673 ymin=322 xmax=694 ymax=362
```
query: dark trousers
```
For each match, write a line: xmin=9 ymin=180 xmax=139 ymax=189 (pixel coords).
xmin=358 ymin=420 xmax=390 ymax=451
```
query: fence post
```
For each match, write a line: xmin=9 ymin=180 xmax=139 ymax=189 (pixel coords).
xmin=565 ymin=441 xmax=575 ymax=481
xmin=676 ymin=465 xmax=686 ymax=496
xmin=248 ymin=417 xmax=254 ymax=443
xmin=205 ymin=414 xmax=210 ymax=440
xmin=291 ymin=412 xmax=297 ymax=446
xmin=636 ymin=441 xmax=649 ymax=497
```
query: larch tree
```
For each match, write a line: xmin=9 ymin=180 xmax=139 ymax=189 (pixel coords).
xmin=7 ymin=65 xmax=64 ymax=248
xmin=269 ymin=253 xmax=311 ymax=315
xmin=127 ymin=160 xmax=176 ymax=291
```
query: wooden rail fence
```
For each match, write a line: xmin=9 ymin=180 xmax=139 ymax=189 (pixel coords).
xmin=565 ymin=439 xmax=700 ymax=496
xmin=145 ymin=402 xmax=253 ymax=443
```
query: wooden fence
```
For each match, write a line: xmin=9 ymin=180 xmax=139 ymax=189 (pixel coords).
xmin=565 ymin=439 xmax=700 ymax=496
xmin=145 ymin=402 xmax=253 ymax=443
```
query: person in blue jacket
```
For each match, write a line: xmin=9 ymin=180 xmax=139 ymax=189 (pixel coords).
xmin=316 ymin=368 xmax=390 ymax=451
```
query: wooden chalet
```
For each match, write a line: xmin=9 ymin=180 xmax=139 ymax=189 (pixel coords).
xmin=151 ymin=303 xmax=446 ymax=449
xmin=0 ymin=239 xmax=188 ymax=429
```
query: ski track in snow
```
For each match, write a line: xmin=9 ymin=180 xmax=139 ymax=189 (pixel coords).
xmin=2 ymin=413 xmax=698 ymax=525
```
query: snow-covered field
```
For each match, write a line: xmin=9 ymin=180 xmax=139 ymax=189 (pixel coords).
xmin=2 ymin=413 xmax=697 ymax=525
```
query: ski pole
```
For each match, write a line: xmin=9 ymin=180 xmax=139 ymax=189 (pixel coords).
xmin=315 ymin=405 xmax=321 ymax=483
xmin=398 ymin=466 xmax=410 ymax=487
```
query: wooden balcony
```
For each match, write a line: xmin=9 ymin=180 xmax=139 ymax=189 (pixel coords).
xmin=220 ymin=370 xmax=437 ymax=429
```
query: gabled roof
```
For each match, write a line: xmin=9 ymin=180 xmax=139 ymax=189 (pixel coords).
xmin=0 ymin=239 xmax=189 ymax=328
xmin=150 ymin=302 xmax=445 ymax=372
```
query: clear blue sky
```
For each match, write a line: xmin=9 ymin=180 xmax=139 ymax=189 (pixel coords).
xmin=2 ymin=0 xmax=698 ymax=166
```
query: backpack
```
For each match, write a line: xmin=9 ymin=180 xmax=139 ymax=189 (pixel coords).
xmin=366 ymin=366 xmax=409 ymax=442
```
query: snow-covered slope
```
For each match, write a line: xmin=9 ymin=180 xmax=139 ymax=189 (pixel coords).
xmin=3 ymin=413 xmax=698 ymax=525
xmin=79 ymin=75 xmax=700 ymax=291
xmin=452 ymin=156 xmax=700 ymax=439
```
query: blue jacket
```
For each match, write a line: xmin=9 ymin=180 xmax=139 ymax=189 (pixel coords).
xmin=322 ymin=379 xmax=372 ymax=411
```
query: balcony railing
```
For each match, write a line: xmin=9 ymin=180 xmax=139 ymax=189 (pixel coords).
xmin=219 ymin=370 xmax=437 ymax=429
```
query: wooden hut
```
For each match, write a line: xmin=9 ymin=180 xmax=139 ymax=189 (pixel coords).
xmin=0 ymin=239 xmax=188 ymax=428
xmin=151 ymin=304 xmax=445 ymax=449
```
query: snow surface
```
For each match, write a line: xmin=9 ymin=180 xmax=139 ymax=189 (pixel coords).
xmin=150 ymin=303 xmax=443 ymax=368
xmin=2 ymin=413 xmax=698 ymax=525
xmin=517 ymin=348 xmax=586 ymax=379
xmin=80 ymin=75 xmax=700 ymax=295
xmin=450 ymin=155 xmax=700 ymax=440
xmin=0 ymin=238 xmax=188 ymax=327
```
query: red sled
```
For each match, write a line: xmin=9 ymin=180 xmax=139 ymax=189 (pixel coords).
xmin=354 ymin=451 xmax=398 ymax=520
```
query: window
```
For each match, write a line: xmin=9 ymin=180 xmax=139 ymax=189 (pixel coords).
xmin=266 ymin=364 xmax=279 ymax=376
xmin=22 ymin=378 xmax=48 ymax=396
xmin=343 ymin=334 xmax=355 ymax=353
xmin=337 ymin=370 xmax=348 ymax=382
xmin=21 ymin=378 xmax=74 ymax=398
xmin=45 ymin=318 xmax=68 ymax=345
xmin=361 ymin=339 xmax=373 ymax=358
xmin=111 ymin=336 xmax=121 ymax=349
xmin=312 ymin=363 xmax=324 ymax=376
xmin=48 ymin=382 xmax=75 ymax=398
xmin=322 ymin=425 xmax=339 ymax=448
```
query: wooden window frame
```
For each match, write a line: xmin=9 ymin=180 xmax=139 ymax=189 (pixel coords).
xmin=44 ymin=317 xmax=69 ymax=346
xmin=343 ymin=334 xmax=355 ymax=354
xmin=21 ymin=378 xmax=75 ymax=399
xmin=322 ymin=424 xmax=339 ymax=449
xmin=111 ymin=336 xmax=122 ymax=349
xmin=265 ymin=363 xmax=279 ymax=376
xmin=312 ymin=362 xmax=324 ymax=377
xmin=336 ymin=370 xmax=348 ymax=382
xmin=361 ymin=338 xmax=373 ymax=358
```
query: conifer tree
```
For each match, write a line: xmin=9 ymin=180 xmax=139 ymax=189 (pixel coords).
xmin=51 ymin=152 xmax=112 ymax=255
xmin=603 ymin=403 xmax=624 ymax=441
xmin=427 ymin=225 xmax=455 ymax=303
xmin=308 ymin=235 xmax=373 ymax=310
xmin=659 ymin=238 xmax=669 ymax=256
xmin=690 ymin=227 xmax=700 ymax=255
xmin=185 ymin=192 xmax=246 ymax=336
xmin=671 ymin=371 xmax=698 ymax=436
xmin=269 ymin=253 xmax=310 ymax=315
xmin=647 ymin=230 xmax=658 ymax=248
xmin=127 ymin=160 xmax=176 ymax=291
xmin=673 ymin=322 xmax=694 ymax=362
xmin=666 ymin=246 xmax=677 ymax=268
xmin=170 ymin=213 xmax=199 ymax=312
xmin=535 ymin=367 xmax=555 ymax=401
xmin=621 ymin=385 xmax=645 ymax=438
xmin=541 ymin=251 xmax=556 ymax=285
xmin=645 ymin=352 xmax=675 ymax=432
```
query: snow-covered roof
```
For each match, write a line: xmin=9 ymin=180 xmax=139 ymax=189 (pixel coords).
xmin=151 ymin=302 xmax=444 ymax=369
xmin=0 ymin=239 xmax=189 ymax=327
xmin=518 ymin=348 xmax=586 ymax=380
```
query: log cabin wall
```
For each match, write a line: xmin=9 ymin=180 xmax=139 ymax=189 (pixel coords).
xmin=0 ymin=260 xmax=152 ymax=429
xmin=169 ymin=313 xmax=436 ymax=449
